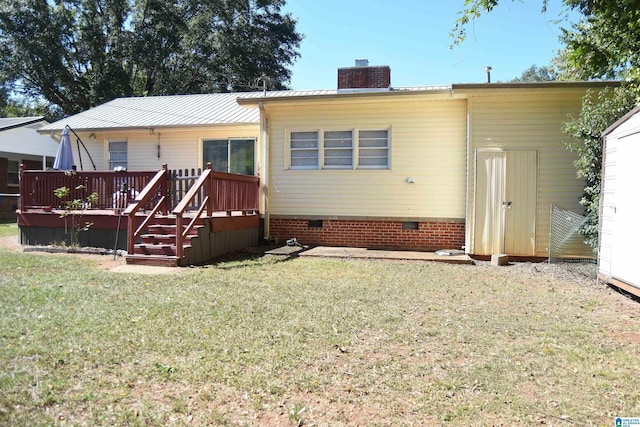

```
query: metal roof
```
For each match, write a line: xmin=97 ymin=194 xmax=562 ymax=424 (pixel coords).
xmin=0 ymin=116 xmax=45 ymax=131
xmin=39 ymin=90 xmax=336 ymax=132
xmin=38 ymin=81 xmax=618 ymax=133
xmin=0 ymin=118 xmax=60 ymax=158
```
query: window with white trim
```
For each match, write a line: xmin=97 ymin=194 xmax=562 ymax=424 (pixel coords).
xmin=203 ymin=138 xmax=255 ymax=175
xmin=108 ymin=140 xmax=128 ymax=170
xmin=358 ymin=130 xmax=389 ymax=169
xmin=288 ymin=129 xmax=389 ymax=170
xmin=290 ymin=131 xmax=319 ymax=169
xmin=7 ymin=159 xmax=19 ymax=186
xmin=324 ymin=130 xmax=353 ymax=168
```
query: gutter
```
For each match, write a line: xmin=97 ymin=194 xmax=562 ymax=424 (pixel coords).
xmin=237 ymin=86 xmax=454 ymax=106
xmin=258 ymin=101 xmax=270 ymax=241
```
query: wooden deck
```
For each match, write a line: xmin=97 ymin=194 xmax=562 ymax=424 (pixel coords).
xmin=18 ymin=164 xmax=262 ymax=266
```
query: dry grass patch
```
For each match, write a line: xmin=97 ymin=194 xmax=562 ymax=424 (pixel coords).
xmin=0 ymin=248 xmax=639 ymax=426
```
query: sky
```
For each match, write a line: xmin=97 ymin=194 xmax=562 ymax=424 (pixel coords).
xmin=282 ymin=0 xmax=577 ymax=90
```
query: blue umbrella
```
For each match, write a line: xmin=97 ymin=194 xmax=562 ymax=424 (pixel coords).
xmin=53 ymin=127 xmax=74 ymax=170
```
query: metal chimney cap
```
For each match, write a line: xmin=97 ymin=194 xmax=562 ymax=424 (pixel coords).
xmin=355 ymin=59 xmax=369 ymax=67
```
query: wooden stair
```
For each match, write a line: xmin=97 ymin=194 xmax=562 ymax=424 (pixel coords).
xmin=125 ymin=215 xmax=205 ymax=267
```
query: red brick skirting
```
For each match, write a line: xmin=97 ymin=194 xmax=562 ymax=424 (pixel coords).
xmin=269 ymin=218 xmax=465 ymax=251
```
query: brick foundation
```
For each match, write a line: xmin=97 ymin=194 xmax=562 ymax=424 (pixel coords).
xmin=269 ymin=218 xmax=465 ymax=251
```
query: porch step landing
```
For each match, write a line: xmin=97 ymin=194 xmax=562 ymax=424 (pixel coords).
xmin=125 ymin=254 xmax=180 ymax=267
xmin=125 ymin=219 xmax=205 ymax=267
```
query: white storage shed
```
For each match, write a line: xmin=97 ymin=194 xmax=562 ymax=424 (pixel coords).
xmin=599 ymin=105 xmax=640 ymax=298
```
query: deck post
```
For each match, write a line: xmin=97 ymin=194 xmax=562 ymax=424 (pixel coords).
xmin=175 ymin=214 xmax=183 ymax=260
xmin=161 ymin=163 xmax=169 ymax=214
xmin=205 ymin=162 xmax=213 ymax=216
xmin=18 ymin=164 xmax=25 ymax=209
xmin=127 ymin=215 xmax=135 ymax=254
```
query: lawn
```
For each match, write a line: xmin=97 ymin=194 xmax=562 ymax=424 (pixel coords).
xmin=0 ymin=218 xmax=18 ymax=238
xmin=0 ymin=241 xmax=639 ymax=426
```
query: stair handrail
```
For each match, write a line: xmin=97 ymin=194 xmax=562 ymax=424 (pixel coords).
xmin=124 ymin=164 xmax=169 ymax=254
xmin=172 ymin=163 xmax=213 ymax=260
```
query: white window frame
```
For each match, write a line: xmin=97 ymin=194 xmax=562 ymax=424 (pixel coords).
xmin=357 ymin=129 xmax=390 ymax=170
xmin=7 ymin=159 xmax=20 ymax=187
xmin=287 ymin=128 xmax=390 ymax=170
xmin=289 ymin=130 xmax=320 ymax=169
xmin=323 ymin=130 xmax=354 ymax=169
xmin=108 ymin=140 xmax=128 ymax=171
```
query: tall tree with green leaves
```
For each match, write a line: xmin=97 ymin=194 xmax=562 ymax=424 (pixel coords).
xmin=563 ymin=87 xmax=637 ymax=249
xmin=511 ymin=64 xmax=558 ymax=82
xmin=0 ymin=0 xmax=302 ymax=116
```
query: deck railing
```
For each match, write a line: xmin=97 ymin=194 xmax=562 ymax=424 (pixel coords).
xmin=171 ymin=163 xmax=260 ymax=259
xmin=19 ymin=163 xmax=260 ymax=260
xmin=122 ymin=165 xmax=170 ymax=254
xmin=19 ymin=166 xmax=159 ymax=210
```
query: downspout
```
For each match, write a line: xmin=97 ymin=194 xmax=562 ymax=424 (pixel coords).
xmin=258 ymin=101 xmax=270 ymax=241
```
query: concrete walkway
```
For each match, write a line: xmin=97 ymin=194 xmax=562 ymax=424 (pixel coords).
xmin=292 ymin=246 xmax=474 ymax=264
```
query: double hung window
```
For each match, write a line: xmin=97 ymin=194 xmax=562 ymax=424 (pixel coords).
xmin=7 ymin=159 xmax=19 ymax=186
xmin=108 ymin=140 xmax=128 ymax=170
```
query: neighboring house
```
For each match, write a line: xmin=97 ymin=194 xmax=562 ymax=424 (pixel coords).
xmin=39 ymin=62 xmax=616 ymax=258
xmin=0 ymin=117 xmax=58 ymax=216
xmin=599 ymin=106 xmax=640 ymax=298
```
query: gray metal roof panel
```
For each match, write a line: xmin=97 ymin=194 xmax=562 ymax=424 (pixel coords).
xmin=39 ymin=90 xmax=341 ymax=132
xmin=0 ymin=116 xmax=45 ymax=131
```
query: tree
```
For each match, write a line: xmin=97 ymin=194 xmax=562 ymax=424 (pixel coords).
xmin=511 ymin=65 xmax=558 ymax=82
xmin=563 ymin=87 xmax=638 ymax=249
xmin=0 ymin=0 xmax=302 ymax=116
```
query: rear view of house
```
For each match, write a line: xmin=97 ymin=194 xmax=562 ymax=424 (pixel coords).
xmin=240 ymin=62 xmax=615 ymax=259
xmin=28 ymin=61 xmax=616 ymax=262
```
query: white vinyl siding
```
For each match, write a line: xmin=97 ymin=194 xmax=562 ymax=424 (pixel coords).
xmin=108 ymin=140 xmax=127 ymax=170
xmin=271 ymin=97 xmax=467 ymax=219
xmin=465 ymin=90 xmax=591 ymax=257
xmin=72 ymin=124 xmax=259 ymax=172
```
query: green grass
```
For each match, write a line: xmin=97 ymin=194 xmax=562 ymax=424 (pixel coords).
xmin=0 ymin=248 xmax=639 ymax=426
xmin=0 ymin=218 xmax=18 ymax=238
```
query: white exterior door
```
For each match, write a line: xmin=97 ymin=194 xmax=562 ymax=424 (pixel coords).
xmin=474 ymin=150 xmax=537 ymax=256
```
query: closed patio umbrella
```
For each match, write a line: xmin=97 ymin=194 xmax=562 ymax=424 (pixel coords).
xmin=53 ymin=127 xmax=74 ymax=170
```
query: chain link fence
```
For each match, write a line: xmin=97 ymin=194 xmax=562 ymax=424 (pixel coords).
xmin=549 ymin=204 xmax=597 ymax=264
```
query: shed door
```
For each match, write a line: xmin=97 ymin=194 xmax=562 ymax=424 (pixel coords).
xmin=610 ymin=137 xmax=640 ymax=287
xmin=474 ymin=150 xmax=537 ymax=256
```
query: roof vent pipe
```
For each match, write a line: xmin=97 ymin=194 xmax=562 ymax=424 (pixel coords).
xmin=485 ymin=66 xmax=492 ymax=83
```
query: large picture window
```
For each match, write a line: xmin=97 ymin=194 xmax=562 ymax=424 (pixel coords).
xmin=108 ymin=140 xmax=128 ymax=170
xmin=203 ymin=139 xmax=255 ymax=175
xmin=288 ymin=129 xmax=389 ymax=170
